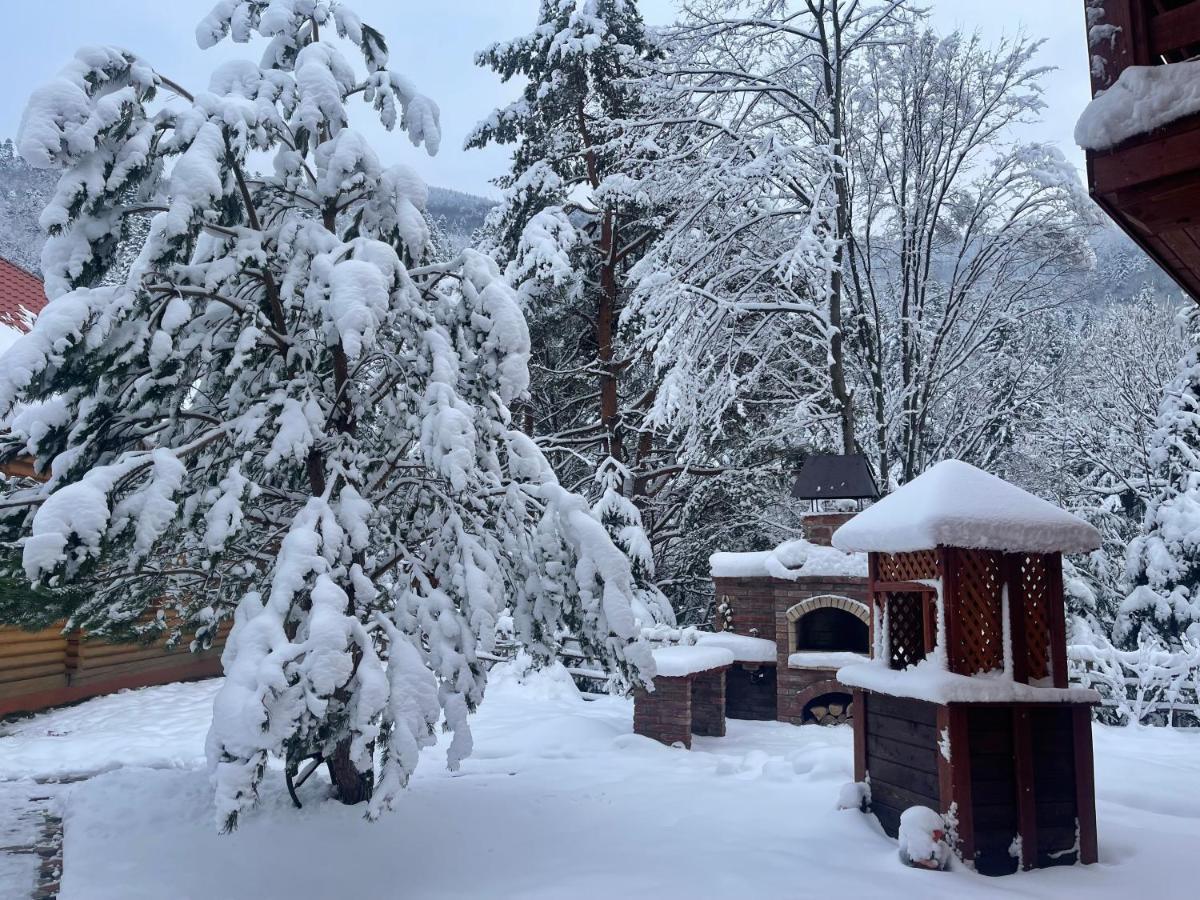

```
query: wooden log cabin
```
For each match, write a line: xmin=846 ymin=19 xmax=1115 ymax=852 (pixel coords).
xmin=0 ymin=256 xmax=228 ymax=716
xmin=830 ymin=461 xmax=1103 ymax=876
xmin=1081 ymin=0 xmax=1200 ymax=300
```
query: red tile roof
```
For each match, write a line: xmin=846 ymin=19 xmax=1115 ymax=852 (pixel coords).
xmin=0 ymin=257 xmax=46 ymax=332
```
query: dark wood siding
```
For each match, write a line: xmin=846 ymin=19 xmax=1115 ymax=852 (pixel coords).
xmin=1031 ymin=707 xmax=1080 ymax=867
xmin=864 ymin=693 xmax=941 ymax=837
xmin=967 ymin=707 xmax=1020 ymax=876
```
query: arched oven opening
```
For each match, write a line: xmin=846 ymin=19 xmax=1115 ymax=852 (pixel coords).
xmin=794 ymin=606 xmax=869 ymax=654
xmin=803 ymin=691 xmax=854 ymax=726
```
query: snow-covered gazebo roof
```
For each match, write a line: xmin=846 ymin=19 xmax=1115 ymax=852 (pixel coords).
xmin=830 ymin=460 xmax=1101 ymax=555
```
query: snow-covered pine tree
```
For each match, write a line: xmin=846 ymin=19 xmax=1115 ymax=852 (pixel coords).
xmin=1124 ymin=320 xmax=1200 ymax=647
xmin=0 ymin=0 xmax=654 ymax=828
xmin=467 ymin=2 xmax=673 ymax=618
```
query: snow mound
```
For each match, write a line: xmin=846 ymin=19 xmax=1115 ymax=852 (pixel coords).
xmin=694 ymin=632 xmax=776 ymax=663
xmin=1076 ymin=61 xmax=1200 ymax=151
xmin=831 ymin=460 xmax=1101 ymax=555
xmin=652 ymin=645 xmax=734 ymax=677
xmin=487 ymin=652 xmax=582 ymax=703
xmin=710 ymin=538 xmax=867 ymax=580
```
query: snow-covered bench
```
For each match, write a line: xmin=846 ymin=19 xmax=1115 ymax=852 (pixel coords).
xmin=633 ymin=645 xmax=734 ymax=749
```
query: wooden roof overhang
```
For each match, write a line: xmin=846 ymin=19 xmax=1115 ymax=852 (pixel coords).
xmin=1085 ymin=0 xmax=1200 ymax=302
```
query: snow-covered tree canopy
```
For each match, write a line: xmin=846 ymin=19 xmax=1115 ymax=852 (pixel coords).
xmin=468 ymin=0 xmax=682 ymax=623
xmin=0 ymin=0 xmax=655 ymax=829
xmin=1124 ymin=315 xmax=1200 ymax=648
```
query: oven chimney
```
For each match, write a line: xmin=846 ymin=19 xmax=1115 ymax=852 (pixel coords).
xmin=802 ymin=511 xmax=856 ymax=547
xmin=790 ymin=453 xmax=880 ymax=546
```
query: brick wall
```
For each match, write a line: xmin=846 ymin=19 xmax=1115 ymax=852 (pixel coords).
xmin=800 ymin=512 xmax=857 ymax=547
xmin=712 ymin=576 xmax=776 ymax=639
xmin=633 ymin=676 xmax=694 ymax=748
xmin=776 ymin=577 xmax=871 ymax=724
xmin=712 ymin=572 xmax=871 ymax=726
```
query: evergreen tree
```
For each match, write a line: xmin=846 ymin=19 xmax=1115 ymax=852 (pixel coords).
xmin=468 ymin=1 xmax=671 ymax=616
xmin=1 ymin=0 xmax=654 ymax=828
xmin=1124 ymin=323 xmax=1200 ymax=647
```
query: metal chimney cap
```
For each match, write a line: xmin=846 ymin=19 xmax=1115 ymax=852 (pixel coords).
xmin=791 ymin=453 xmax=880 ymax=501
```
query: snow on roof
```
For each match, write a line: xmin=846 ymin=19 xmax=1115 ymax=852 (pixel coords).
xmin=694 ymin=632 xmax=776 ymax=663
xmin=1075 ymin=60 xmax=1200 ymax=151
xmin=830 ymin=460 xmax=1101 ymax=555
xmin=837 ymin=659 xmax=1100 ymax=705
xmin=0 ymin=258 xmax=45 ymax=333
xmin=651 ymin=645 xmax=734 ymax=678
xmin=709 ymin=538 xmax=867 ymax=580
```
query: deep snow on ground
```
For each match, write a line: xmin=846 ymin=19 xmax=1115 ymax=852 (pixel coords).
xmin=0 ymin=665 xmax=1197 ymax=900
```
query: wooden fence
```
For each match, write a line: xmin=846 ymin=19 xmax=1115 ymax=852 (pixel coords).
xmin=0 ymin=622 xmax=228 ymax=717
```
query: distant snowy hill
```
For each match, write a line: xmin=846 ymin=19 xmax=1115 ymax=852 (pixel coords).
xmin=427 ymin=186 xmax=496 ymax=250
xmin=0 ymin=140 xmax=55 ymax=274
xmin=0 ymin=139 xmax=494 ymax=272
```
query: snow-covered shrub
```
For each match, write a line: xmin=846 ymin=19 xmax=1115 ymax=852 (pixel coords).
xmin=1070 ymin=621 xmax=1200 ymax=726
xmin=0 ymin=0 xmax=656 ymax=829
xmin=897 ymin=806 xmax=951 ymax=871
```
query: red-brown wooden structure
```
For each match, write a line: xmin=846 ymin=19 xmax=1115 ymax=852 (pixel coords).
xmin=833 ymin=462 xmax=1101 ymax=876
xmin=1084 ymin=0 xmax=1200 ymax=301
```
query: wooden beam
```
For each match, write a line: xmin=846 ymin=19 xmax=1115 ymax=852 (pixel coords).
xmin=1046 ymin=553 xmax=1069 ymax=689
xmin=854 ymin=689 xmax=867 ymax=783
xmin=1148 ymin=3 xmax=1200 ymax=60
xmin=1012 ymin=708 xmax=1038 ymax=870
xmin=1073 ymin=705 xmax=1100 ymax=865
xmin=870 ymin=580 xmax=937 ymax=593
xmin=941 ymin=547 xmax=963 ymax=674
xmin=945 ymin=704 xmax=975 ymax=866
xmin=1088 ymin=1 xmax=1141 ymax=94
xmin=1091 ymin=117 xmax=1200 ymax=193
xmin=1005 ymin=554 xmax=1030 ymax=684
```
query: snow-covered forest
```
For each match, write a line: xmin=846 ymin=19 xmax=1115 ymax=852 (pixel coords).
xmin=2 ymin=1 xmax=1200 ymax=893
xmin=1 ymin=0 xmax=1194 ymax=654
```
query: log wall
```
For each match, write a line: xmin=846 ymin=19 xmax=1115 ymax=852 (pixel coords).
xmin=0 ymin=623 xmax=228 ymax=717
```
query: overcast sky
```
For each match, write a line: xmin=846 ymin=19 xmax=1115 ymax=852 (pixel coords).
xmin=0 ymin=1 xmax=1091 ymax=198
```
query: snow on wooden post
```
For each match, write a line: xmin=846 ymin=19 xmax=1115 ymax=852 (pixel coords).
xmin=831 ymin=460 xmax=1103 ymax=876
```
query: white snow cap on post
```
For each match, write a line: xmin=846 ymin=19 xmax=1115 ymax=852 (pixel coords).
xmin=831 ymin=460 xmax=1101 ymax=555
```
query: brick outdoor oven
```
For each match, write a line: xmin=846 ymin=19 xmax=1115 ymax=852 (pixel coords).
xmin=709 ymin=454 xmax=879 ymax=726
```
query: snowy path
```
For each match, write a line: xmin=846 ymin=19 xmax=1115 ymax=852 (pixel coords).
xmin=1 ymin=667 xmax=1198 ymax=899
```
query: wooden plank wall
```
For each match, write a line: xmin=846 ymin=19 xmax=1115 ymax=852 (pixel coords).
xmin=0 ymin=624 xmax=69 ymax=704
xmin=863 ymin=693 xmax=941 ymax=838
xmin=0 ymin=622 xmax=229 ymax=717
xmin=965 ymin=707 xmax=1020 ymax=876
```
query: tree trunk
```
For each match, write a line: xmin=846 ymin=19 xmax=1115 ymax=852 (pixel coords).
xmin=822 ymin=4 xmax=857 ymax=457
xmin=326 ymin=735 xmax=374 ymax=805
xmin=598 ymin=211 xmax=622 ymax=464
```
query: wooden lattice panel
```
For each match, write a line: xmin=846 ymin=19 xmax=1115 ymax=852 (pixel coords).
xmin=1014 ymin=553 xmax=1053 ymax=681
xmin=887 ymin=592 xmax=927 ymax=669
xmin=875 ymin=550 xmax=938 ymax=583
xmin=949 ymin=549 xmax=1005 ymax=676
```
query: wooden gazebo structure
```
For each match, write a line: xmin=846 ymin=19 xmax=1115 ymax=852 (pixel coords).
xmin=1081 ymin=0 xmax=1200 ymax=301
xmin=831 ymin=461 xmax=1103 ymax=876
